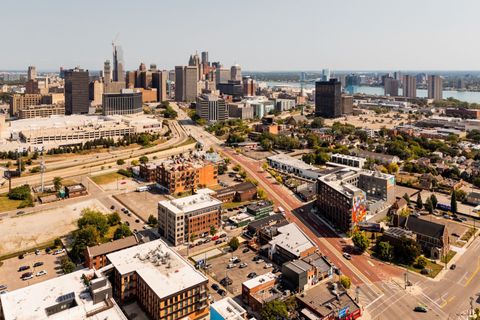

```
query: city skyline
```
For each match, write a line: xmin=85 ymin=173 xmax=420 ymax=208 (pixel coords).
xmin=2 ymin=0 xmax=480 ymax=71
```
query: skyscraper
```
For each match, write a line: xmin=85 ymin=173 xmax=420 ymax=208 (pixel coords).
xmin=243 ymin=76 xmax=256 ymax=96
xmin=27 ymin=66 xmax=37 ymax=81
xmin=384 ymin=77 xmax=400 ymax=96
xmin=315 ymin=79 xmax=342 ymax=118
xmin=231 ymin=65 xmax=242 ymax=82
xmin=174 ymin=66 xmax=185 ymax=102
xmin=184 ymin=66 xmax=199 ymax=101
xmin=103 ymin=60 xmax=112 ymax=83
xmin=196 ymin=94 xmax=228 ymax=122
xmin=428 ymin=75 xmax=443 ymax=101
xmin=321 ymin=68 xmax=330 ymax=81
xmin=402 ymin=75 xmax=417 ymax=98
xmin=64 ymin=67 xmax=90 ymax=115
xmin=201 ymin=51 xmax=209 ymax=65
xmin=216 ymin=67 xmax=230 ymax=85
xmin=152 ymin=70 xmax=168 ymax=102
xmin=112 ymin=44 xmax=125 ymax=82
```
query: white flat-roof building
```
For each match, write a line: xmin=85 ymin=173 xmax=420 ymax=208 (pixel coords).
xmin=210 ymin=297 xmax=247 ymax=320
xmin=158 ymin=189 xmax=222 ymax=245
xmin=267 ymin=223 xmax=316 ymax=264
xmin=0 ymin=269 xmax=127 ymax=320
xmin=330 ymin=153 xmax=366 ymax=169
xmin=267 ymin=153 xmax=322 ymax=181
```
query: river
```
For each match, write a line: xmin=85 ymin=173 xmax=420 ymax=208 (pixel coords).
xmin=265 ymin=82 xmax=480 ymax=103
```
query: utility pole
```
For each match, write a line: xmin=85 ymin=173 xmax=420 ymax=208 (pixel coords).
xmin=404 ymin=272 xmax=408 ymax=289
xmin=40 ymin=156 xmax=46 ymax=193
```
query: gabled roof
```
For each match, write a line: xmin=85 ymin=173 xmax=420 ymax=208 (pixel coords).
xmin=398 ymin=216 xmax=446 ymax=239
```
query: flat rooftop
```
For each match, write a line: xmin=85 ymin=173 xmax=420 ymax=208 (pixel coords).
xmin=268 ymin=154 xmax=320 ymax=172
xmin=269 ymin=223 xmax=315 ymax=258
xmin=106 ymin=239 xmax=208 ymax=299
xmin=0 ymin=269 xmax=127 ymax=320
xmin=158 ymin=189 xmax=221 ymax=214
xmin=242 ymin=272 xmax=277 ymax=290
xmin=210 ymin=297 xmax=246 ymax=320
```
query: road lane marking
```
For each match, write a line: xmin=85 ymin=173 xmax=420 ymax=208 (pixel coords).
xmin=464 ymin=257 xmax=480 ymax=287
xmin=365 ymin=293 xmax=385 ymax=308
xmin=440 ymin=295 xmax=455 ymax=308
xmin=368 ymin=260 xmax=375 ymax=267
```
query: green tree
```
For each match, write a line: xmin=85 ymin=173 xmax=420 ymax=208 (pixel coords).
xmin=239 ymin=170 xmax=247 ymax=179
xmin=424 ymin=198 xmax=434 ymax=214
xmin=451 ymin=190 xmax=458 ymax=214
xmin=403 ymin=193 xmax=410 ymax=205
xmin=352 ymin=231 xmax=370 ymax=252
xmin=114 ymin=223 xmax=133 ymax=240
xmin=78 ymin=209 xmax=109 ymax=236
xmin=260 ymin=300 xmax=288 ymax=320
xmin=190 ymin=233 xmax=197 ymax=242
xmin=257 ymin=189 xmax=268 ymax=200
xmin=228 ymin=236 xmax=240 ymax=251
xmin=54 ymin=238 xmax=63 ymax=247
xmin=416 ymin=193 xmax=423 ymax=210
xmin=310 ymin=117 xmax=325 ymax=128
xmin=339 ymin=276 xmax=351 ymax=289
xmin=107 ymin=212 xmax=121 ymax=226
xmin=376 ymin=241 xmax=394 ymax=261
xmin=116 ymin=159 xmax=125 ymax=165
xmin=71 ymin=225 xmax=101 ymax=260
xmin=147 ymin=214 xmax=158 ymax=227
xmin=131 ymin=159 xmax=139 ymax=166
xmin=210 ymin=225 xmax=217 ymax=236
xmin=261 ymin=162 xmax=268 ymax=170
xmin=415 ymin=256 xmax=428 ymax=269
xmin=430 ymin=194 xmax=438 ymax=209
xmin=53 ymin=177 xmax=62 ymax=191
xmin=394 ymin=238 xmax=421 ymax=265
xmin=139 ymin=156 xmax=149 ymax=164
xmin=233 ymin=164 xmax=241 ymax=172
xmin=61 ymin=257 xmax=76 ymax=274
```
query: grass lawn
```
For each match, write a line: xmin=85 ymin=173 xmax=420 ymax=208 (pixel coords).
xmin=441 ymin=250 xmax=456 ymax=264
xmin=91 ymin=172 xmax=126 ymax=185
xmin=405 ymin=260 xmax=444 ymax=278
xmin=461 ymin=227 xmax=477 ymax=242
xmin=0 ymin=194 xmax=24 ymax=212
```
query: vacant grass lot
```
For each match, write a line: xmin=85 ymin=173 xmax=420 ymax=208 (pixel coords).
xmin=0 ymin=194 xmax=23 ymax=212
xmin=91 ymin=172 xmax=126 ymax=185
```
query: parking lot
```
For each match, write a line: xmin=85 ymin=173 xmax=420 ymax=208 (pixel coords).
xmin=0 ymin=249 xmax=67 ymax=292
xmin=205 ymin=245 xmax=276 ymax=296
xmin=114 ymin=189 xmax=168 ymax=222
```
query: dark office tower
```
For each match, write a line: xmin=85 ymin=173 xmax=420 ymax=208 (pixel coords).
xmin=184 ymin=66 xmax=199 ymax=101
xmin=64 ymin=67 xmax=90 ymax=115
xmin=102 ymin=91 xmax=143 ymax=115
xmin=384 ymin=77 xmax=399 ymax=96
xmin=112 ymin=44 xmax=125 ymax=82
xmin=152 ymin=70 xmax=168 ymax=102
xmin=150 ymin=64 xmax=157 ymax=72
xmin=428 ymin=75 xmax=443 ymax=101
xmin=201 ymin=51 xmax=209 ymax=65
xmin=402 ymin=75 xmax=417 ymax=98
xmin=103 ymin=60 xmax=112 ymax=83
xmin=315 ymin=79 xmax=342 ymax=118
xmin=174 ymin=66 xmax=185 ymax=102
xmin=230 ymin=65 xmax=242 ymax=82
xmin=139 ymin=62 xmax=147 ymax=72
xmin=126 ymin=71 xmax=136 ymax=88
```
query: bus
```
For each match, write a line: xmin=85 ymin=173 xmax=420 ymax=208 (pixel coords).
xmin=437 ymin=203 xmax=451 ymax=211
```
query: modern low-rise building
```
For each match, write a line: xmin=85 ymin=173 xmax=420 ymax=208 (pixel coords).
xmin=102 ymin=90 xmax=143 ymax=115
xmin=316 ymin=168 xmax=395 ymax=232
xmin=267 ymin=153 xmax=322 ymax=181
xmin=106 ymin=239 xmax=210 ymax=320
xmin=210 ymin=297 xmax=247 ymax=320
xmin=282 ymin=252 xmax=332 ymax=292
xmin=18 ymin=104 xmax=65 ymax=119
xmin=158 ymin=190 xmax=222 ymax=245
xmin=155 ymin=155 xmax=218 ymax=194
xmin=330 ymin=153 xmax=366 ymax=169
xmin=241 ymin=273 xmax=278 ymax=312
xmin=64 ymin=183 xmax=88 ymax=198
xmin=246 ymin=200 xmax=274 ymax=220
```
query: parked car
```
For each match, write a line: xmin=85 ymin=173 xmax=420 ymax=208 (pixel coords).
xmin=21 ymin=272 xmax=33 ymax=280
xmin=215 ymin=240 xmax=223 ymax=245
xmin=219 ymin=233 xmax=227 ymax=238
xmin=18 ymin=266 xmax=30 ymax=272
xmin=451 ymin=233 xmax=460 ymax=237
xmin=110 ymin=205 xmax=115 ymax=210
xmin=343 ymin=253 xmax=352 ymax=260
xmin=460 ymin=217 xmax=468 ymax=222
xmin=242 ymin=248 xmax=250 ymax=253
xmin=256 ymin=259 xmax=264 ymax=264
xmin=33 ymin=262 xmax=44 ymax=267
xmin=443 ymin=214 xmax=451 ymax=220
xmin=229 ymin=256 xmax=239 ymax=262
xmin=453 ymin=217 xmax=463 ymax=222
xmin=217 ymin=289 xmax=227 ymax=296
xmin=53 ymin=249 xmax=65 ymax=255
xmin=36 ymin=270 xmax=47 ymax=277
xmin=220 ymin=277 xmax=233 ymax=286
xmin=211 ymin=283 xmax=220 ymax=291
xmin=232 ymin=258 xmax=241 ymax=264
xmin=264 ymin=263 xmax=273 ymax=269
xmin=35 ymin=249 xmax=40 ymax=255
xmin=0 ymin=285 xmax=7 ymax=291
xmin=414 ymin=306 xmax=428 ymax=313
xmin=135 ymin=219 xmax=140 ymax=223
xmin=247 ymin=272 xmax=257 ymax=279
xmin=239 ymin=262 xmax=248 ymax=268
xmin=450 ymin=264 xmax=457 ymax=270
xmin=16 ymin=211 xmax=25 ymax=215
xmin=227 ymin=263 xmax=236 ymax=269
xmin=18 ymin=254 xmax=25 ymax=259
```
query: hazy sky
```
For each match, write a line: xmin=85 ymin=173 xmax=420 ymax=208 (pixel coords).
xmin=2 ymin=0 xmax=479 ymax=71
